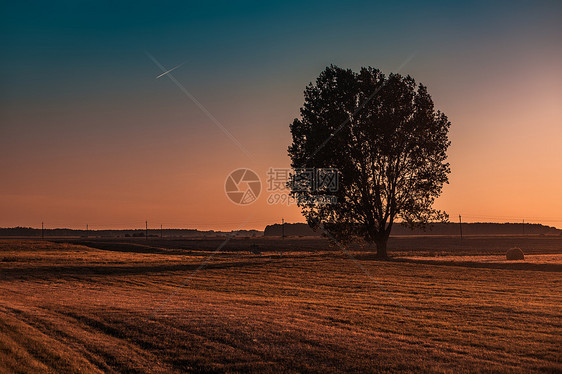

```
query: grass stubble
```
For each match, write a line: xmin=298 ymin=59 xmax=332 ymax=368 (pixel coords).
xmin=0 ymin=238 xmax=560 ymax=373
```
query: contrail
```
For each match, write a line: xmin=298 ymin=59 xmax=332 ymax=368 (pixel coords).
xmin=145 ymin=51 xmax=253 ymax=160
xmin=156 ymin=61 xmax=186 ymax=79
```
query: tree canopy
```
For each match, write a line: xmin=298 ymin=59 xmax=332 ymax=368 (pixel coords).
xmin=288 ymin=65 xmax=451 ymax=258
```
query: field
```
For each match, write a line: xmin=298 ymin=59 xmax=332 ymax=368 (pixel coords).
xmin=0 ymin=237 xmax=561 ymax=373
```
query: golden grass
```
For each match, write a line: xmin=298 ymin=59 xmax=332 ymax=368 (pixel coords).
xmin=0 ymin=239 xmax=561 ymax=373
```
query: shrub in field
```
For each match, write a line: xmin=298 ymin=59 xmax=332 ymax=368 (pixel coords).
xmin=506 ymin=247 xmax=525 ymax=260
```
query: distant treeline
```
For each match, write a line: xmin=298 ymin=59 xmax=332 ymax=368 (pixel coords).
xmin=264 ymin=222 xmax=562 ymax=237
xmin=3 ymin=223 xmax=559 ymax=238
xmin=0 ymin=227 xmax=262 ymax=238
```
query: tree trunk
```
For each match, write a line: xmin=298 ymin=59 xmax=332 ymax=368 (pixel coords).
xmin=374 ymin=236 xmax=389 ymax=259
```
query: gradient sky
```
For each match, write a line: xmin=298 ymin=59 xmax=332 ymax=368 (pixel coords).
xmin=1 ymin=0 xmax=561 ymax=230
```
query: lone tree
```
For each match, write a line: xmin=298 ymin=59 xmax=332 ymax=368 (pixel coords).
xmin=288 ymin=65 xmax=451 ymax=258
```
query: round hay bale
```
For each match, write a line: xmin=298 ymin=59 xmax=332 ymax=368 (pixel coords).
xmin=506 ymin=247 xmax=524 ymax=260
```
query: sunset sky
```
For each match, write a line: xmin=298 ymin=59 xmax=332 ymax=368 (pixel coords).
xmin=1 ymin=0 xmax=561 ymax=230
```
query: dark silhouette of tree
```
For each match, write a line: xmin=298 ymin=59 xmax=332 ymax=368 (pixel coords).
xmin=288 ymin=65 xmax=451 ymax=258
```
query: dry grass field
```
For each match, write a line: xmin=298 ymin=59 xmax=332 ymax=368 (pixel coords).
xmin=0 ymin=238 xmax=561 ymax=373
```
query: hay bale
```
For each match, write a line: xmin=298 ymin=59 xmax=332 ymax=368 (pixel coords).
xmin=506 ymin=247 xmax=524 ymax=260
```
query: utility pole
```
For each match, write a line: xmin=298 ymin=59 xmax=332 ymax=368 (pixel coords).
xmin=145 ymin=220 xmax=148 ymax=240
xmin=161 ymin=224 xmax=163 ymax=239
xmin=522 ymin=219 xmax=525 ymax=236
xmin=41 ymin=221 xmax=44 ymax=239
xmin=86 ymin=224 xmax=89 ymax=238
xmin=282 ymin=218 xmax=285 ymax=239
xmin=459 ymin=215 xmax=463 ymax=239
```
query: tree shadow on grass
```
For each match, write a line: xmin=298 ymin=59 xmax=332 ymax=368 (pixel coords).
xmin=355 ymin=254 xmax=562 ymax=272
xmin=70 ymin=241 xmax=185 ymax=255
xmin=0 ymin=260 xmax=266 ymax=281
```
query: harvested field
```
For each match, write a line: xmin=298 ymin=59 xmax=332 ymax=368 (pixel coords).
xmin=0 ymin=238 xmax=561 ymax=372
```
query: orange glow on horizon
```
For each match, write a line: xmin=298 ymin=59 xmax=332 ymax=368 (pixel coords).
xmin=1 ymin=29 xmax=560 ymax=232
